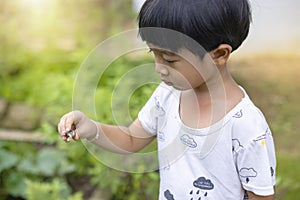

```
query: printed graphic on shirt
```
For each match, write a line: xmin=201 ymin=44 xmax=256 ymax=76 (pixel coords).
xmin=188 ymin=177 xmax=214 ymax=199
xmin=270 ymin=167 xmax=275 ymax=177
xmin=253 ymin=134 xmax=267 ymax=142
xmin=154 ymin=96 xmax=166 ymax=116
xmin=180 ymin=134 xmax=197 ymax=148
xmin=158 ymin=131 xmax=166 ymax=142
xmin=239 ymin=168 xmax=257 ymax=183
xmin=232 ymin=139 xmax=244 ymax=153
xmin=233 ymin=109 xmax=243 ymax=118
xmin=164 ymin=189 xmax=175 ymax=200
xmin=149 ymin=96 xmax=166 ymax=131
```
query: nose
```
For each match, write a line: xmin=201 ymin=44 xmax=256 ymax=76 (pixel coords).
xmin=155 ymin=64 xmax=168 ymax=75
xmin=154 ymin=59 xmax=169 ymax=76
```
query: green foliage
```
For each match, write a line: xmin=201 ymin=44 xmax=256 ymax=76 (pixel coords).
xmin=88 ymin=165 xmax=159 ymax=200
xmin=276 ymin=153 xmax=300 ymax=199
xmin=0 ymin=141 xmax=78 ymax=199
xmin=26 ymin=179 xmax=83 ymax=200
xmin=0 ymin=149 xmax=19 ymax=173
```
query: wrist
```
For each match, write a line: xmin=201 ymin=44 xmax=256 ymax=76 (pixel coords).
xmin=85 ymin=120 xmax=99 ymax=142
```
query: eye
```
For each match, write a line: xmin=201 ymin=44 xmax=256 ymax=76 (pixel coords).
xmin=163 ymin=58 xmax=176 ymax=64
xmin=162 ymin=55 xmax=178 ymax=64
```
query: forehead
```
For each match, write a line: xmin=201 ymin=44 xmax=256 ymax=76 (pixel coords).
xmin=147 ymin=42 xmax=189 ymax=56
xmin=147 ymin=42 xmax=198 ymax=59
xmin=147 ymin=43 xmax=174 ymax=52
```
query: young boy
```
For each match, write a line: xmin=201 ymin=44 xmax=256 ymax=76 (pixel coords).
xmin=58 ymin=0 xmax=276 ymax=199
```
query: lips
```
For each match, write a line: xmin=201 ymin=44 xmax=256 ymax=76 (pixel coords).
xmin=162 ymin=80 xmax=173 ymax=86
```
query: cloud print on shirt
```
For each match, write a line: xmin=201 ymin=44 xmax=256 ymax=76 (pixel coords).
xmin=193 ymin=177 xmax=214 ymax=190
xmin=180 ymin=134 xmax=197 ymax=148
xmin=239 ymin=168 xmax=257 ymax=183
xmin=232 ymin=139 xmax=244 ymax=153
xmin=164 ymin=190 xmax=175 ymax=200
xmin=239 ymin=168 xmax=257 ymax=178
xmin=233 ymin=109 xmax=243 ymax=118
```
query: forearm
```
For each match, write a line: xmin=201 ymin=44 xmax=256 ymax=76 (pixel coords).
xmin=58 ymin=111 xmax=155 ymax=154
xmin=88 ymin=122 xmax=154 ymax=153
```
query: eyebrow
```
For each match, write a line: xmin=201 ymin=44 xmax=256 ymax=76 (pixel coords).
xmin=149 ymin=48 xmax=177 ymax=56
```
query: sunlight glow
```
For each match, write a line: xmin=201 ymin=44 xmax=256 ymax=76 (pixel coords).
xmin=21 ymin=0 xmax=50 ymax=9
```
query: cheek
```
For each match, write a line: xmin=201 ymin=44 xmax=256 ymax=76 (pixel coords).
xmin=182 ymin=67 xmax=204 ymax=84
xmin=174 ymin=70 xmax=203 ymax=89
xmin=189 ymin=73 xmax=205 ymax=87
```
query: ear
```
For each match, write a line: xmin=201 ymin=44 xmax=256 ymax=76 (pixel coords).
xmin=209 ymin=44 xmax=232 ymax=66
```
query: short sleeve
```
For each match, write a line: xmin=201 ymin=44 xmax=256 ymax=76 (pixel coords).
xmin=236 ymin=130 xmax=276 ymax=196
xmin=138 ymin=83 xmax=178 ymax=135
xmin=138 ymin=84 xmax=163 ymax=135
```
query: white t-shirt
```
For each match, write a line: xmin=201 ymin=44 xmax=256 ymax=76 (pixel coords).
xmin=138 ymin=83 xmax=276 ymax=200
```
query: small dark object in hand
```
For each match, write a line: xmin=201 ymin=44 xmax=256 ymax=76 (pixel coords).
xmin=65 ymin=130 xmax=76 ymax=142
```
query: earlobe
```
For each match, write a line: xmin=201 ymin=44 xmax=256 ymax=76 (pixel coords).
xmin=210 ymin=44 xmax=232 ymax=66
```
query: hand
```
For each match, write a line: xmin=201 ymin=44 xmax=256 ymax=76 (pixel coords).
xmin=57 ymin=110 xmax=96 ymax=142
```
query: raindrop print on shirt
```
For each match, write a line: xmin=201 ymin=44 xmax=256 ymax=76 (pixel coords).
xmin=270 ymin=166 xmax=275 ymax=177
xmin=189 ymin=176 xmax=214 ymax=199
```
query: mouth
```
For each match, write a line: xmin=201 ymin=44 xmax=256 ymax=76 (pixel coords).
xmin=162 ymin=80 xmax=173 ymax=86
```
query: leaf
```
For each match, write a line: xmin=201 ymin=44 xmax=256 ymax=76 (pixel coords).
xmin=17 ymin=154 xmax=39 ymax=174
xmin=4 ymin=172 xmax=27 ymax=198
xmin=26 ymin=179 xmax=71 ymax=200
xmin=68 ymin=192 xmax=83 ymax=200
xmin=0 ymin=149 xmax=19 ymax=173
xmin=36 ymin=148 xmax=65 ymax=176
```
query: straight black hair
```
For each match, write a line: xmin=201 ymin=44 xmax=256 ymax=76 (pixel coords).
xmin=138 ymin=0 xmax=252 ymax=58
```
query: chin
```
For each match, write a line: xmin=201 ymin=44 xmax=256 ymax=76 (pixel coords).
xmin=172 ymin=85 xmax=190 ymax=91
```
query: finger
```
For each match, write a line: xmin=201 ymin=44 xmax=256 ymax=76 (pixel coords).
xmin=61 ymin=134 xmax=68 ymax=142
xmin=73 ymin=130 xmax=80 ymax=141
xmin=61 ymin=112 xmax=75 ymax=132
xmin=59 ymin=115 xmax=70 ymax=135
xmin=58 ymin=117 xmax=66 ymax=135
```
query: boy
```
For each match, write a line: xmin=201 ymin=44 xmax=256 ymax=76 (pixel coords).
xmin=58 ymin=0 xmax=276 ymax=199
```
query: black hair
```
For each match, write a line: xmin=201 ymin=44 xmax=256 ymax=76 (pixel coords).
xmin=138 ymin=0 xmax=252 ymax=58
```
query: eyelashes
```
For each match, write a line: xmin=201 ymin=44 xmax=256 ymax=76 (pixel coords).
xmin=148 ymin=49 xmax=178 ymax=63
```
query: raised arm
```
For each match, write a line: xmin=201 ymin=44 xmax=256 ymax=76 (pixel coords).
xmin=58 ymin=110 xmax=155 ymax=153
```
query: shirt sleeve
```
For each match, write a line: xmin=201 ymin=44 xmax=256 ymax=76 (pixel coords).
xmin=236 ymin=130 xmax=276 ymax=196
xmin=138 ymin=84 xmax=163 ymax=135
xmin=138 ymin=83 xmax=176 ymax=135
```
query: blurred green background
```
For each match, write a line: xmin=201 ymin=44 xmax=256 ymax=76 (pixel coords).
xmin=0 ymin=0 xmax=299 ymax=199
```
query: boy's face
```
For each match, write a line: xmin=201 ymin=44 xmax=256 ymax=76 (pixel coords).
xmin=147 ymin=43 xmax=215 ymax=91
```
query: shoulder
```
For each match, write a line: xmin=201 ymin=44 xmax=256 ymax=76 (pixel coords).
xmin=231 ymin=92 xmax=271 ymax=143
xmin=138 ymin=83 xmax=179 ymax=134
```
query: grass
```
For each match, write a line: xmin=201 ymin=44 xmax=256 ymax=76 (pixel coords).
xmin=229 ymin=53 xmax=300 ymax=199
